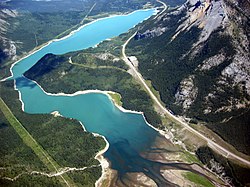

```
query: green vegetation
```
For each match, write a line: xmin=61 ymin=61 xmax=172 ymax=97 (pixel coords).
xmin=196 ymin=146 xmax=250 ymax=186
xmin=117 ymin=8 xmax=250 ymax=187
xmin=0 ymin=2 xmax=164 ymax=185
xmin=6 ymin=11 xmax=85 ymax=55
xmin=4 ymin=0 xmax=159 ymax=56
xmin=67 ymin=167 xmax=102 ymax=187
xmin=126 ymin=6 xmax=250 ymax=155
xmin=108 ymin=92 xmax=123 ymax=107
xmin=0 ymin=110 xmax=59 ymax=186
xmin=207 ymin=109 xmax=250 ymax=155
xmin=71 ymin=52 xmax=128 ymax=70
xmin=1 ymin=175 xmax=61 ymax=187
xmin=145 ymin=79 xmax=165 ymax=106
xmin=24 ymin=40 xmax=162 ymax=127
xmin=0 ymin=1 xmax=218 ymax=186
xmin=183 ymin=172 xmax=214 ymax=187
xmin=0 ymin=0 xmax=162 ymax=80
xmin=181 ymin=151 xmax=202 ymax=164
xmin=0 ymin=80 xmax=105 ymax=186
xmin=0 ymin=97 xmax=75 ymax=186
xmin=127 ymin=14 xmax=202 ymax=110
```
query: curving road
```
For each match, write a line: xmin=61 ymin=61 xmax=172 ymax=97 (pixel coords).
xmin=155 ymin=0 xmax=168 ymax=18
xmin=121 ymin=32 xmax=250 ymax=167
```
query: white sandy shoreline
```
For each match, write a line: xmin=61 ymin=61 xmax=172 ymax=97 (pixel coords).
xmin=0 ymin=8 xmax=157 ymax=83
xmin=3 ymin=7 xmax=165 ymax=187
xmin=14 ymin=76 xmax=173 ymax=187
xmin=16 ymin=77 xmax=173 ymax=186
xmin=93 ymin=134 xmax=110 ymax=187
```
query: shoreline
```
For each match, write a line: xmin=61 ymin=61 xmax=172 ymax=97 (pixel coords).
xmin=17 ymin=76 xmax=182 ymax=183
xmin=17 ymin=75 xmax=188 ymax=176
xmin=0 ymin=8 xmax=157 ymax=83
xmin=93 ymin=134 xmax=110 ymax=187
xmin=11 ymin=78 xmax=226 ymax=186
xmin=19 ymin=75 xmax=145 ymax=116
xmin=4 ymin=7 xmax=167 ymax=187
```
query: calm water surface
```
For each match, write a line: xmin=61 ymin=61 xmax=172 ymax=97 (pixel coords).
xmin=13 ymin=8 xmax=159 ymax=174
xmin=11 ymin=9 xmax=214 ymax=186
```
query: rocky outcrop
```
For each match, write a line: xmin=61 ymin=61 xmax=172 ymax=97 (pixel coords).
xmin=175 ymin=75 xmax=198 ymax=111
xmin=135 ymin=27 xmax=168 ymax=39
xmin=172 ymin=0 xmax=228 ymax=44
xmin=174 ymin=0 xmax=250 ymax=116
xmin=0 ymin=8 xmax=18 ymax=62
xmin=222 ymin=53 xmax=250 ymax=95
xmin=198 ymin=53 xmax=226 ymax=71
xmin=128 ymin=0 xmax=250 ymax=155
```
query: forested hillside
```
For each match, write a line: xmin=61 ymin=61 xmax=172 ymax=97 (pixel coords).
xmin=0 ymin=0 xmax=161 ymax=79
xmin=127 ymin=0 xmax=250 ymax=154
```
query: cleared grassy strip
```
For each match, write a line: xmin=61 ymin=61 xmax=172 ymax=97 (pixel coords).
xmin=145 ymin=80 xmax=165 ymax=106
xmin=0 ymin=98 xmax=75 ymax=187
xmin=55 ymin=3 xmax=96 ymax=40
xmin=69 ymin=58 xmax=127 ymax=72
xmin=183 ymin=172 xmax=214 ymax=187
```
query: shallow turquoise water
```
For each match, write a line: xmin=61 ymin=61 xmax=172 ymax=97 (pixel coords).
xmin=16 ymin=77 xmax=157 ymax=152
xmin=12 ymin=10 xmax=155 ymax=79
xmin=9 ymin=9 xmax=216 ymax=187
xmin=12 ymin=9 xmax=159 ymax=169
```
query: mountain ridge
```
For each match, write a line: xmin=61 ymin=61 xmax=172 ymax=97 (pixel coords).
xmin=128 ymin=0 xmax=250 ymax=155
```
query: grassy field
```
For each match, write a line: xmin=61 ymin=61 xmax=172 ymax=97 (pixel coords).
xmin=183 ymin=172 xmax=214 ymax=187
xmin=108 ymin=92 xmax=123 ymax=107
xmin=0 ymin=98 xmax=75 ymax=187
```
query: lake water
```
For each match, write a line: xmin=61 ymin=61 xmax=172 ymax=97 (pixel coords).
xmin=10 ymin=9 xmax=214 ymax=186
xmin=12 ymin=10 xmax=155 ymax=79
xmin=12 ymin=8 xmax=162 ymax=182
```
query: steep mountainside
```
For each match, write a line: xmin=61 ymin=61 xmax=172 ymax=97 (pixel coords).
xmin=0 ymin=7 xmax=18 ymax=63
xmin=128 ymin=0 xmax=250 ymax=154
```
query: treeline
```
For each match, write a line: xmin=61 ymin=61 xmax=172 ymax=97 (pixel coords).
xmin=0 ymin=0 xmax=160 ymax=79
xmin=127 ymin=8 xmax=250 ymax=154
xmin=24 ymin=52 xmax=162 ymax=127
xmin=196 ymin=146 xmax=250 ymax=186
xmin=0 ymin=80 xmax=105 ymax=186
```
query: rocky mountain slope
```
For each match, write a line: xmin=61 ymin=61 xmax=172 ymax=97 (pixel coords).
xmin=0 ymin=7 xmax=18 ymax=63
xmin=128 ymin=0 xmax=250 ymax=154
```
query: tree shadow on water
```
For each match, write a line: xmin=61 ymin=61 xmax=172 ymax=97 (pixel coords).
xmin=15 ymin=76 xmax=37 ymax=89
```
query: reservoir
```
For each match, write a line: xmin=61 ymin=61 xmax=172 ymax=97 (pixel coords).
xmin=10 ymin=9 xmax=216 ymax=186
xmin=12 ymin=9 xmax=158 ymax=154
xmin=12 ymin=8 xmax=162 ymax=183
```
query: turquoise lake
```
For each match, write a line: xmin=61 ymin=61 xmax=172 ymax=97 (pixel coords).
xmin=12 ymin=9 xmax=161 ymax=177
xmin=9 ymin=8 xmax=215 ymax=187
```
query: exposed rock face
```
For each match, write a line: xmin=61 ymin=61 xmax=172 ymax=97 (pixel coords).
xmin=172 ymin=0 xmax=250 ymax=154
xmin=135 ymin=27 xmax=168 ymax=39
xmin=197 ymin=0 xmax=227 ymax=43
xmin=4 ymin=41 xmax=17 ymax=58
xmin=0 ymin=8 xmax=18 ymax=36
xmin=172 ymin=0 xmax=250 ymax=116
xmin=198 ymin=54 xmax=226 ymax=71
xmin=171 ymin=0 xmax=228 ymax=43
xmin=0 ymin=8 xmax=18 ymax=62
xmin=130 ymin=0 xmax=250 ymax=154
xmin=222 ymin=53 xmax=250 ymax=95
xmin=175 ymin=75 xmax=198 ymax=110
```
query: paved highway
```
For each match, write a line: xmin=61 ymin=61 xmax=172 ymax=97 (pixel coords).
xmin=122 ymin=32 xmax=250 ymax=167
